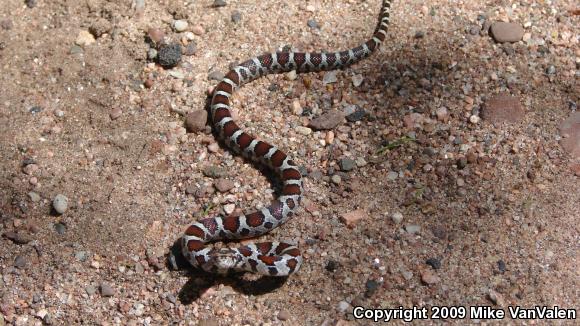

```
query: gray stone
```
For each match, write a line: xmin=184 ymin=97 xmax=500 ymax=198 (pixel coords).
xmin=308 ymin=110 xmax=345 ymax=130
xmin=53 ymin=194 xmax=68 ymax=214
xmin=490 ymin=22 xmax=524 ymax=43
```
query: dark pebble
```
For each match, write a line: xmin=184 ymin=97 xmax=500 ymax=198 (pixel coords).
xmin=14 ymin=255 xmax=27 ymax=268
xmin=545 ymin=65 xmax=556 ymax=75
xmin=457 ymin=157 xmax=467 ymax=169
xmin=231 ymin=10 xmax=242 ymax=23
xmin=53 ymin=222 xmax=66 ymax=235
xmin=364 ymin=279 xmax=380 ymax=298
xmin=157 ymin=43 xmax=182 ymax=68
xmin=25 ymin=0 xmax=37 ymax=8
xmin=497 ymin=260 xmax=506 ymax=273
xmin=325 ymin=260 xmax=339 ymax=272
xmin=212 ymin=0 xmax=227 ymax=7
xmin=29 ymin=106 xmax=43 ymax=114
xmin=307 ymin=19 xmax=319 ymax=29
xmin=426 ymin=257 xmax=441 ymax=270
xmin=338 ymin=158 xmax=355 ymax=172
xmin=469 ymin=25 xmax=480 ymax=35
xmin=100 ymin=282 xmax=115 ymax=297
xmin=414 ymin=31 xmax=425 ymax=39
xmin=345 ymin=106 xmax=367 ymax=122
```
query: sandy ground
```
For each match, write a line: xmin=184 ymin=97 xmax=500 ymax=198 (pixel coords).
xmin=0 ymin=0 xmax=578 ymax=325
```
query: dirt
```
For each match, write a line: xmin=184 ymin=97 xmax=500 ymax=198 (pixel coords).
xmin=0 ymin=0 xmax=578 ymax=325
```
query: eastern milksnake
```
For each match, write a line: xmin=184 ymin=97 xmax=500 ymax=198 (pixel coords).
xmin=181 ymin=0 xmax=392 ymax=276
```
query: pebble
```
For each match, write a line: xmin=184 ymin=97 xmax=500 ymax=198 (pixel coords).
xmin=173 ymin=20 xmax=188 ymax=32
xmin=558 ymin=112 xmax=580 ymax=159
xmin=364 ymin=279 xmax=380 ymax=298
xmin=355 ymin=157 xmax=366 ymax=167
xmin=307 ymin=19 xmax=319 ymax=29
xmin=322 ymin=71 xmax=338 ymax=84
xmin=147 ymin=28 xmax=164 ymax=44
xmin=331 ymin=175 xmax=342 ymax=185
xmin=387 ymin=171 xmax=398 ymax=181
xmin=420 ymin=269 xmax=440 ymax=285
xmin=285 ymin=70 xmax=297 ymax=80
xmin=157 ymin=43 xmax=182 ymax=68
xmin=192 ymin=25 xmax=205 ymax=36
xmin=109 ymin=108 xmax=122 ymax=120
xmin=184 ymin=42 xmax=197 ymax=56
xmin=482 ymin=93 xmax=525 ymax=125
xmin=308 ymin=110 xmax=344 ymax=130
xmin=340 ymin=209 xmax=367 ymax=228
xmin=223 ymin=204 xmax=235 ymax=215
xmin=351 ymin=74 xmax=364 ymax=87
xmin=497 ymin=260 xmax=506 ymax=273
xmin=168 ymin=70 xmax=184 ymax=79
xmin=203 ymin=166 xmax=227 ymax=178
xmin=100 ymin=283 xmax=115 ymax=297
xmin=291 ymin=100 xmax=303 ymax=115
xmin=29 ymin=106 xmax=43 ymax=114
xmin=207 ymin=143 xmax=219 ymax=153
xmin=54 ymin=223 xmax=66 ymax=234
xmin=295 ymin=126 xmax=312 ymax=135
xmin=345 ymin=106 xmax=366 ymax=122
xmin=28 ymin=192 xmax=40 ymax=202
xmin=490 ymin=22 xmax=524 ymax=43
xmin=23 ymin=163 xmax=39 ymax=175
xmin=14 ymin=255 xmax=27 ymax=269
xmin=52 ymin=194 xmax=69 ymax=214
xmin=391 ymin=212 xmax=403 ymax=224
xmin=405 ymin=224 xmax=421 ymax=234
xmin=469 ymin=115 xmax=480 ymax=124
xmin=488 ymin=289 xmax=505 ymax=306
xmin=75 ymin=30 xmax=96 ymax=47
xmin=25 ymin=0 xmax=37 ymax=8
xmin=231 ymin=11 xmax=242 ymax=23
xmin=426 ymin=258 xmax=441 ymax=270
xmin=337 ymin=301 xmax=351 ymax=313
xmin=75 ymin=251 xmax=88 ymax=261
xmin=214 ymin=178 xmax=234 ymax=192
xmin=212 ymin=0 xmax=227 ymax=7
xmin=338 ymin=158 xmax=355 ymax=172
xmin=277 ymin=310 xmax=290 ymax=321
xmin=185 ymin=110 xmax=208 ymax=132
xmin=147 ymin=48 xmax=158 ymax=60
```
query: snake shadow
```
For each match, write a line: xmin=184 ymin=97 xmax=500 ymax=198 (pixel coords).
xmin=168 ymin=240 xmax=288 ymax=304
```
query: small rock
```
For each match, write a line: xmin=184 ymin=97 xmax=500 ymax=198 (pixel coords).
xmin=25 ymin=0 xmax=37 ymax=8
xmin=490 ymin=22 xmax=524 ymax=43
xmin=277 ymin=310 xmax=290 ymax=321
xmin=331 ymin=175 xmax=342 ymax=185
xmin=387 ymin=171 xmax=398 ymax=181
xmin=75 ymin=30 xmax=96 ymax=47
xmin=307 ymin=19 xmax=319 ymax=29
xmin=109 ymin=108 xmax=122 ymax=120
xmin=203 ymin=166 xmax=227 ymax=178
xmin=391 ymin=212 xmax=403 ymax=224
xmin=469 ymin=115 xmax=480 ymax=124
xmin=185 ymin=110 xmax=208 ymax=132
xmin=338 ymin=158 xmax=355 ymax=172
xmin=173 ymin=20 xmax=188 ymax=32
xmin=191 ymin=25 xmax=205 ymax=35
xmin=52 ymin=194 xmax=68 ymax=214
xmin=497 ymin=260 xmax=506 ymax=273
xmin=345 ymin=106 xmax=366 ymax=122
xmin=421 ymin=269 xmax=440 ymax=285
xmin=14 ymin=255 xmax=27 ymax=269
xmin=223 ymin=204 xmax=235 ymax=215
xmin=184 ymin=42 xmax=197 ymax=56
xmin=231 ymin=11 xmax=242 ymax=23
xmin=482 ymin=93 xmax=525 ymax=125
xmin=295 ymin=126 xmax=312 ymax=135
xmin=323 ymin=71 xmax=337 ymax=84
xmin=85 ymin=285 xmax=96 ymax=295
xmin=100 ymin=283 xmax=115 ymax=297
xmin=75 ymin=251 xmax=88 ymax=262
xmin=28 ymin=192 xmax=40 ymax=202
xmin=558 ymin=112 xmax=580 ymax=159
xmin=405 ymin=224 xmax=421 ymax=234
xmin=337 ymin=301 xmax=351 ymax=313
xmin=207 ymin=143 xmax=219 ymax=153
xmin=214 ymin=178 xmax=234 ymax=192
xmin=157 ymin=43 xmax=182 ymax=68
xmin=488 ymin=289 xmax=505 ymax=306
xmin=212 ymin=0 xmax=227 ymax=7
xmin=291 ymin=100 xmax=303 ymax=115
xmin=340 ymin=209 xmax=367 ymax=228
xmin=308 ymin=110 xmax=345 ymax=130
xmin=54 ymin=222 xmax=66 ymax=235
xmin=29 ymin=106 xmax=43 ymax=114
xmin=147 ymin=28 xmax=165 ymax=44
xmin=426 ymin=258 xmax=441 ymax=270
xmin=352 ymin=74 xmax=364 ymax=87
xmin=364 ymin=279 xmax=380 ymax=298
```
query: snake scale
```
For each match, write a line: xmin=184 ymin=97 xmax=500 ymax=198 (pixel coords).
xmin=181 ymin=0 xmax=392 ymax=276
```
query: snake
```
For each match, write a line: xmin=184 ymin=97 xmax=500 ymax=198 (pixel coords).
xmin=181 ymin=0 xmax=392 ymax=276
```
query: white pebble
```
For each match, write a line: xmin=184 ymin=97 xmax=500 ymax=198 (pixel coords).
xmin=391 ymin=212 xmax=403 ymax=224
xmin=173 ymin=20 xmax=189 ymax=32
xmin=53 ymin=194 xmax=69 ymax=214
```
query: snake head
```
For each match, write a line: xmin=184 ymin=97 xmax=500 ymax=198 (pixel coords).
xmin=204 ymin=248 xmax=244 ymax=274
